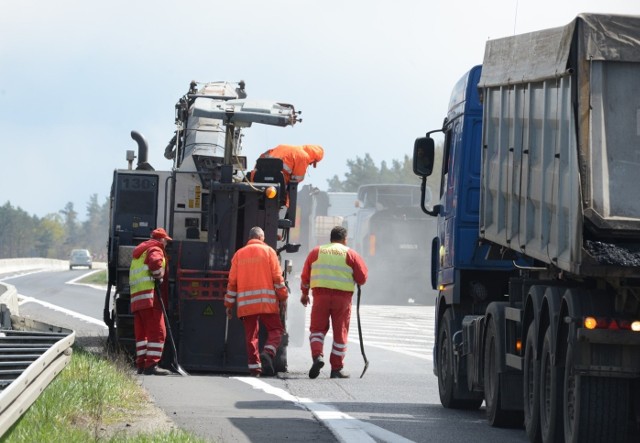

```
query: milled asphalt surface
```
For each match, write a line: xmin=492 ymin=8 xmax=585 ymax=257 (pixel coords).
xmin=138 ymin=373 xmax=336 ymax=443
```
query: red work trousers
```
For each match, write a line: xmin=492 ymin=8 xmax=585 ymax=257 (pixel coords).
xmin=309 ymin=291 xmax=352 ymax=371
xmin=242 ymin=313 xmax=284 ymax=372
xmin=133 ymin=304 xmax=166 ymax=369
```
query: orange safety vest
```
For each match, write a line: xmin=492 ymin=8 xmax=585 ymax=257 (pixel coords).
xmin=225 ymin=239 xmax=287 ymax=317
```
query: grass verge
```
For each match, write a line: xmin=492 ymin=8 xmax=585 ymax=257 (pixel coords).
xmin=3 ymin=346 xmax=206 ymax=443
xmin=81 ymin=269 xmax=108 ymax=285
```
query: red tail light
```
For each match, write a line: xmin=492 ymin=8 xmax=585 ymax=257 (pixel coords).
xmin=584 ymin=316 xmax=640 ymax=331
xmin=608 ymin=319 xmax=619 ymax=330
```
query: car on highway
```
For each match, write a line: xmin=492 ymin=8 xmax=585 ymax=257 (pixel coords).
xmin=69 ymin=249 xmax=93 ymax=270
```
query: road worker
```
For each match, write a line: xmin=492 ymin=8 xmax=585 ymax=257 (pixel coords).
xmin=300 ymin=226 xmax=368 ymax=379
xmin=129 ymin=228 xmax=172 ymax=376
xmin=250 ymin=144 xmax=324 ymax=209
xmin=225 ymin=226 xmax=289 ymax=377
xmin=254 ymin=144 xmax=324 ymax=185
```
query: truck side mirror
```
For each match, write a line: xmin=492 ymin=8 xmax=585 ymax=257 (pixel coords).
xmin=413 ymin=137 xmax=435 ymax=177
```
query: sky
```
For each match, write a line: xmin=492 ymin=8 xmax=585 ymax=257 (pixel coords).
xmin=1 ymin=1 xmax=638 ymax=220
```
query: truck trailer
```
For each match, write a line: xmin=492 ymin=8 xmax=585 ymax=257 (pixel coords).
xmin=413 ymin=14 xmax=640 ymax=442
xmin=103 ymin=80 xmax=302 ymax=374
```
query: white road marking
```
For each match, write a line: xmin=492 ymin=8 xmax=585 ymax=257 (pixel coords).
xmin=354 ymin=341 xmax=431 ymax=361
xmin=304 ymin=305 xmax=436 ymax=361
xmin=0 ymin=269 xmax=48 ymax=281
xmin=17 ymin=295 xmax=108 ymax=329
xmin=65 ymin=269 xmax=104 ymax=287
xmin=236 ymin=377 xmax=416 ymax=443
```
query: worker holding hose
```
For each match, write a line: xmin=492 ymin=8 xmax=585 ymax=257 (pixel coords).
xmin=300 ymin=226 xmax=368 ymax=379
xmin=129 ymin=228 xmax=173 ymax=376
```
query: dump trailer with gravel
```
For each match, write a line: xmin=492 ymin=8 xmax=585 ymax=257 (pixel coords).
xmin=413 ymin=13 xmax=640 ymax=442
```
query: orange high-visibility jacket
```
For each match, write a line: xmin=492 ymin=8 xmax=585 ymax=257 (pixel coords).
xmin=259 ymin=144 xmax=324 ymax=184
xmin=225 ymin=239 xmax=288 ymax=317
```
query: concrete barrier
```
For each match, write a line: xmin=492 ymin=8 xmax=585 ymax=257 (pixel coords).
xmin=0 ymin=259 xmax=67 ymax=322
xmin=0 ymin=258 xmax=68 ymax=273
xmin=0 ymin=258 xmax=106 ymax=324
xmin=0 ymin=258 xmax=106 ymax=273
xmin=0 ymin=283 xmax=18 ymax=323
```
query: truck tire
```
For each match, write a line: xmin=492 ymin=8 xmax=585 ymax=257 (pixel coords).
xmin=523 ymin=325 xmax=541 ymax=442
xmin=437 ymin=309 xmax=457 ymax=407
xmin=437 ymin=309 xmax=482 ymax=409
xmin=539 ymin=326 xmax=562 ymax=443
xmin=484 ymin=318 xmax=523 ymax=427
xmin=563 ymin=338 xmax=630 ymax=443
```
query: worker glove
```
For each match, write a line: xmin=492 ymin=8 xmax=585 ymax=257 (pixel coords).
xmin=152 ymin=267 xmax=165 ymax=280
xmin=226 ymin=307 xmax=233 ymax=320
xmin=300 ymin=293 xmax=310 ymax=307
xmin=276 ymin=286 xmax=288 ymax=300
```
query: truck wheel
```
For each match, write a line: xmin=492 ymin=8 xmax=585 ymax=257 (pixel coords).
xmin=539 ymin=326 xmax=562 ymax=443
xmin=106 ymin=325 xmax=118 ymax=355
xmin=437 ymin=309 xmax=457 ymax=408
xmin=523 ymin=325 xmax=541 ymax=442
xmin=563 ymin=338 xmax=630 ymax=443
xmin=484 ymin=318 xmax=523 ymax=427
xmin=437 ymin=310 xmax=482 ymax=409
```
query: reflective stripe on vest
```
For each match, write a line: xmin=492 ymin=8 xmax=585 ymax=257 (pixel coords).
xmin=310 ymin=243 xmax=355 ymax=292
xmin=236 ymin=288 xmax=278 ymax=308
xmin=131 ymin=292 xmax=155 ymax=305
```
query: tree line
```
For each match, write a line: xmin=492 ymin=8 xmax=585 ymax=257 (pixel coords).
xmin=327 ymin=154 xmax=420 ymax=192
xmin=0 ymin=195 xmax=109 ymax=260
xmin=0 ymin=151 xmax=440 ymax=260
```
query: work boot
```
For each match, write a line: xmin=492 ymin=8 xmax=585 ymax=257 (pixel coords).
xmin=136 ymin=366 xmax=144 ymax=375
xmin=143 ymin=364 xmax=171 ymax=376
xmin=260 ymin=352 xmax=275 ymax=376
xmin=309 ymin=355 xmax=325 ymax=379
xmin=330 ymin=369 xmax=350 ymax=379
xmin=250 ymin=369 xmax=262 ymax=377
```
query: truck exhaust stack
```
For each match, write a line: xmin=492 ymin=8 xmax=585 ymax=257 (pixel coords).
xmin=130 ymin=130 xmax=153 ymax=171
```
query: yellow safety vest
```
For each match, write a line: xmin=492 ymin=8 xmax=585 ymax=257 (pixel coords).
xmin=129 ymin=251 xmax=165 ymax=311
xmin=310 ymin=243 xmax=355 ymax=292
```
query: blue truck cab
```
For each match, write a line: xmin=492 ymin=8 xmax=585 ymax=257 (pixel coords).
xmin=418 ymin=66 xmax=521 ymax=302
xmin=413 ymin=65 xmax=526 ymax=406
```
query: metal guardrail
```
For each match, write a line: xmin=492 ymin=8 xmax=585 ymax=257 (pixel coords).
xmin=0 ymin=272 xmax=77 ymax=438
xmin=0 ymin=324 xmax=75 ymax=437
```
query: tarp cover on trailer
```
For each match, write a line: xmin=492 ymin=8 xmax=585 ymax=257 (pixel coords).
xmin=479 ymin=13 xmax=640 ymax=87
